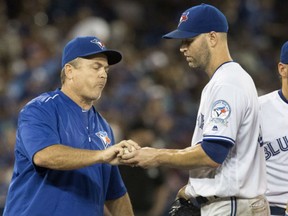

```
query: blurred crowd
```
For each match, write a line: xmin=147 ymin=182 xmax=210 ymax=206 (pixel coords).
xmin=0 ymin=0 xmax=287 ymax=215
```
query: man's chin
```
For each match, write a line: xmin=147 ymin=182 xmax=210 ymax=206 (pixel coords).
xmin=95 ymin=93 xmax=102 ymax=101
xmin=96 ymin=94 xmax=102 ymax=100
xmin=87 ymin=93 xmax=101 ymax=103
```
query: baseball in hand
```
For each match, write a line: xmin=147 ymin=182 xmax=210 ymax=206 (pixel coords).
xmin=123 ymin=146 xmax=136 ymax=154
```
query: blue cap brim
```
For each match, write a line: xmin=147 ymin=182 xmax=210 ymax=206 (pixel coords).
xmin=162 ymin=29 xmax=200 ymax=39
xmin=79 ymin=50 xmax=122 ymax=65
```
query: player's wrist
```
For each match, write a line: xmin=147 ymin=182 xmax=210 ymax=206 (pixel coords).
xmin=96 ymin=149 xmax=106 ymax=163
xmin=155 ymin=149 xmax=171 ymax=166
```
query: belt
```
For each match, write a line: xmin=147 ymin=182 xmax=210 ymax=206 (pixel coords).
xmin=270 ymin=206 xmax=285 ymax=215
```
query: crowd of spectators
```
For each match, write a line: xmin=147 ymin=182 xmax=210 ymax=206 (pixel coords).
xmin=0 ymin=0 xmax=287 ymax=215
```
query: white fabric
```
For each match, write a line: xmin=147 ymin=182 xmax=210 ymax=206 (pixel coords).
xmin=185 ymin=62 xmax=267 ymax=198
xmin=259 ymin=90 xmax=288 ymax=209
xmin=201 ymin=195 xmax=270 ymax=216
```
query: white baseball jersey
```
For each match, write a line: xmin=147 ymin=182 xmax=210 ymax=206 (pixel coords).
xmin=259 ymin=90 xmax=288 ymax=209
xmin=185 ymin=62 xmax=267 ymax=198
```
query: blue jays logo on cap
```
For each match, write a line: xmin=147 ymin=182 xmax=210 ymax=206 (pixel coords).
xmin=163 ymin=3 xmax=228 ymax=39
xmin=61 ymin=36 xmax=122 ymax=68
xmin=90 ymin=38 xmax=105 ymax=49
xmin=178 ymin=12 xmax=189 ymax=27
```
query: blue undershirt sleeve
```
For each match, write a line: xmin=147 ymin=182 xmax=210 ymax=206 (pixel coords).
xmin=201 ymin=139 xmax=233 ymax=164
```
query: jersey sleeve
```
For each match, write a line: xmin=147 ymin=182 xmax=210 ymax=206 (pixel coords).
xmin=105 ymin=165 xmax=127 ymax=200
xmin=18 ymin=103 xmax=60 ymax=164
xmin=203 ymin=84 xmax=247 ymax=145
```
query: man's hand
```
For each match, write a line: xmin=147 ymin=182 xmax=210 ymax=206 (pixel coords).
xmin=120 ymin=147 xmax=160 ymax=168
xmin=102 ymin=140 xmax=140 ymax=165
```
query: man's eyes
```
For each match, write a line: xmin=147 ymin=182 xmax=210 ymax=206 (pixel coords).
xmin=92 ymin=67 xmax=109 ymax=73
xmin=182 ymin=39 xmax=194 ymax=45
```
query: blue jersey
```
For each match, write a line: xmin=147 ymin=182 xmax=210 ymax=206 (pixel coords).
xmin=4 ymin=89 xmax=127 ymax=216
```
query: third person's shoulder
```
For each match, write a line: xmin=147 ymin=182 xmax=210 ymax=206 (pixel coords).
xmin=258 ymin=90 xmax=279 ymax=105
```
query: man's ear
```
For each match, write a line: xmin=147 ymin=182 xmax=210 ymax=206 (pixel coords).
xmin=278 ymin=63 xmax=288 ymax=78
xmin=64 ymin=64 xmax=74 ymax=80
xmin=207 ymin=31 xmax=218 ymax=48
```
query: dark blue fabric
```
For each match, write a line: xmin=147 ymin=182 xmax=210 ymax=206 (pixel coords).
xmin=201 ymin=139 xmax=233 ymax=164
xmin=278 ymin=89 xmax=288 ymax=104
xmin=163 ymin=4 xmax=228 ymax=39
xmin=3 ymin=89 xmax=126 ymax=216
xmin=270 ymin=206 xmax=285 ymax=215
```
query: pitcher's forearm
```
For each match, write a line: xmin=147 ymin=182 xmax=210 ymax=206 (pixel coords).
xmin=156 ymin=145 xmax=219 ymax=169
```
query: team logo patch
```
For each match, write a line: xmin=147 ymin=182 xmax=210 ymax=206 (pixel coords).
xmin=90 ymin=39 xmax=105 ymax=50
xmin=178 ymin=12 xmax=189 ymax=26
xmin=96 ymin=131 xmax=111 ymax=149
xmin=210 ymin=100 xmax=231 ymax=125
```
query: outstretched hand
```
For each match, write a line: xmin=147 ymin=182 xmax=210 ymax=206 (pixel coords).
xmin=119 ymin=147 xmax=160 ymax=168
xmin=102 ymin=139 xmax=140 ymax=165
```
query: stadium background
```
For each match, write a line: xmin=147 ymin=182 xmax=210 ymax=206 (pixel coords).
xmin=0 ymin=0 xmax=287 ymax=215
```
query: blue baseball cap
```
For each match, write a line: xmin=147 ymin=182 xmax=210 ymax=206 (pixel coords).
xmin=280 ymin=41 xmax=288 ymax=64
xmin=61 ymin=36 xmax=122 ymax=68
xmin=163 ymin=3 xmax=228 ymax=39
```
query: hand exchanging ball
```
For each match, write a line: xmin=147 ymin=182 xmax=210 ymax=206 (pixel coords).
xmin=122 ymin=146 xmax=138 ymax=167
xmin=118 ymin=139 xmax=139 ymax=166
xmin=123 ymin=146 xmax=137 ymax=154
